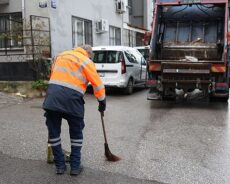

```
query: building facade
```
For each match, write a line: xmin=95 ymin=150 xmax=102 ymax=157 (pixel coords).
xmin=0 ymin=0 xmax=153 ymax=80
xmin=0 ymin=0 xmax=153 ymax=56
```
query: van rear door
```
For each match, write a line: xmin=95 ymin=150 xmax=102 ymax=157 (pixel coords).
xmin=92 ymin=50 xmax=123 ymax=82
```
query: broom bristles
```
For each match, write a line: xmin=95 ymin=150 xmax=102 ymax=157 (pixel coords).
xmin=104 ymin=143 xmax=121 ymax=162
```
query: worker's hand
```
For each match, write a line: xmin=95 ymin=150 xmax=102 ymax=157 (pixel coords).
xmin=98 ymin=99 xmax=106 ymax=112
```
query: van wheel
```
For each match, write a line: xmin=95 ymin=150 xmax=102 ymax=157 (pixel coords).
xmin=125 ymin=79 xmax=134 ymax=95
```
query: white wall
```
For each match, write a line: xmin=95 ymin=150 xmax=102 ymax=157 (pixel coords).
xmin=24 ymin=0 xmax=49 ymax=21
xmin=0 ymin=0 xmax=21 ymax=13
xmin=0 ymin=0 xmax=152 ymax=62
xmin=24 ymin=0 xmax=152 ymax=56
xmin=49 ymin=0 xmax=123 ymax=56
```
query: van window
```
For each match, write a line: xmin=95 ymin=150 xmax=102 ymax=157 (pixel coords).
xmin=124 ymin=50 xmax=138 ymax=64
xmin=92 ymin=51 xmax=123 ymax=63
xmin=137 ymin=49 xmax=149 ymax=59
xmin=131 ymin=49 xmax=145 ymax=64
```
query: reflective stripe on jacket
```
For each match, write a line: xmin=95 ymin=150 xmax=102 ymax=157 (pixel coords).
xmin=50 ymin=48 xmax=105 ymax=101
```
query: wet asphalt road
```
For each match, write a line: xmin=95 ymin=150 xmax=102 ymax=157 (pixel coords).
xmin=0 ymin=90 xmax=229 ymax=184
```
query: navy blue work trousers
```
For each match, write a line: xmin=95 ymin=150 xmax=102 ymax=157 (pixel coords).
xmin=45 ymin=110 xmax=85 ymax=170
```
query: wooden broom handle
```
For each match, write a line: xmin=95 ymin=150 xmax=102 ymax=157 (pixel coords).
xmin=100 ymin=112 xmax=108 ymax=144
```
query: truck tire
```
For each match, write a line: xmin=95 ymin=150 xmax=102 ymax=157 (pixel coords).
xmin=210 ymin=96 xmax=229 ymax=102
xmin=124 ymin=78 xmax=134 ymax=95
xmin=162 ymin=88 xmax=175 ymax=101
xmin=210 ymin=93 xmax=229 ymax=102
xmin=221 ymin=96 xmax=229 ymax=102
xmin=219 ymin=93 xmax=229 ymax=102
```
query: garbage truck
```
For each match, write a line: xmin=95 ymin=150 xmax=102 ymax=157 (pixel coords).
xmin=147 ymin=0 xmax=230 ymax=101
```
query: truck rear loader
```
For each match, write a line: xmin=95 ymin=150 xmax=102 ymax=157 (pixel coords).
xmin=147 ymin=0 xmax=230 ymax=101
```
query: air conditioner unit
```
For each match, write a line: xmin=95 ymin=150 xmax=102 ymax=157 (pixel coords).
xmin=116 ymin=0 xmax=126 ymax=14
xmin=96 ymin=19 xmax=109 ymax=33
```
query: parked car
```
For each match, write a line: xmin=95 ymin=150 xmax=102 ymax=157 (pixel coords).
xmin=92 ymin=46 xmax=147 ymax=94
xmin=134 ymin=45 xmax=150 ymax=60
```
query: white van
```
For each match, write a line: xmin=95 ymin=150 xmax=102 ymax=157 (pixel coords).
xmin=92 ymin=46 xmax=147 ymax=94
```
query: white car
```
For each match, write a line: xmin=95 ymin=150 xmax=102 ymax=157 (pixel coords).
xmin=92 ymin=46 xmax=147 ymax=94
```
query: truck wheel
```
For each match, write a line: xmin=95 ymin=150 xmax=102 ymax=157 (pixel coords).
xmin=162 ymin=88 xmax=175 ymax=101
xmin=219 ymin=93 xmax=229 ymax=102
xmin=124 ymin=79 xmax=134 ymax=95
xmin=221 ymin=96 xmax=229 ymax=102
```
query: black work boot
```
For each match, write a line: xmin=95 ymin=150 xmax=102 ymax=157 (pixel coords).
xmin=56 ymin=165 xmax=67 ymax=175
xmin=70 ymin=165 xmax=83 ymax=176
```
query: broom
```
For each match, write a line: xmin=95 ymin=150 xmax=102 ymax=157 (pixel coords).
xmin=100 ymin=112 xmax=121 ymax=162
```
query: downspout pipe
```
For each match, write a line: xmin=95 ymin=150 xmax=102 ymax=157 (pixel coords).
xmin=22 ymin=0 xmax=26 ymax=54
xmin=22 ymin=0 xmax=25 ymax=20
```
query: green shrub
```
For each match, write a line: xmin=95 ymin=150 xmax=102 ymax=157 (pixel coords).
xmin=31 ymin=80 xmax=48 ymax=90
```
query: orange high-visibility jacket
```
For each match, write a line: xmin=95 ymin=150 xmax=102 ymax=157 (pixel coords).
xmin=49 ymin=47 xmax=105 ymax=101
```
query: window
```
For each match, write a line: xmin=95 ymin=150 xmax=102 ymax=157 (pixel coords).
xmin=109 ymin=26 xmax=121 ymax=45
xmin=123 ymin=29 xmax=129 ymax=46
xmin=72 ymin=16 xmax=92 ymax=48
xmin=131 ymin=49 xmax=145 ymax=64
xmin=124 ymin=50 xmax=138 ymax=64
xmin=136 ymin=32 xmax=144 ymax=46
xmin=128 ymin=0 xmax=132 ymax=15
xmin=137 ymin=48 xmax=149 ymax=60
xmin=123 ymin=29 xmax=136 ymax=47
xmin=92 ymin=51 xmax=123 ymax=63
xmin=0 ymin=12 xmax=23 ymax=49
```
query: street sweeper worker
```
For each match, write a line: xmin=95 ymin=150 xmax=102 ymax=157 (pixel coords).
xmin=43 ymin=44 xmax=106 ymax=176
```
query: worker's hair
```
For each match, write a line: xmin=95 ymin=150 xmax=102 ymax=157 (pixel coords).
xmin=79 ymin=44 xmax=93 ymax=57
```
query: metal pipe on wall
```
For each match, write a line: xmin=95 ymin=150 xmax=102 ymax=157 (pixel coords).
xmin=22 ymin=0 xmax=25 ymax=20
xmin=22 ymin=0 xmax=26 ymax=54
